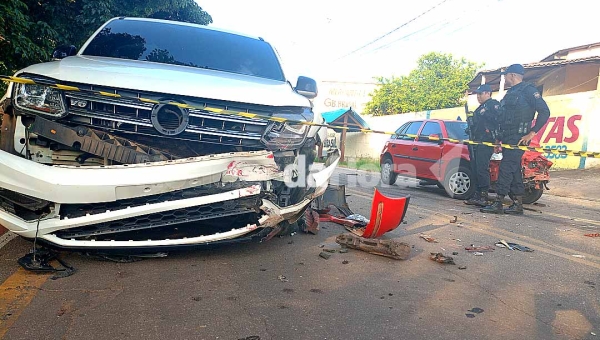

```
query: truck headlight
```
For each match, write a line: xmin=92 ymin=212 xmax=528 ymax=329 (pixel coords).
xmin=262 ymin=109 xmax=313 ymax=150
xmin=14 ymin=83 xmax=66 ymax=118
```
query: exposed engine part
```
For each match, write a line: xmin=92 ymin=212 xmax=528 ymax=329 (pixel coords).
xmin=28 ymin=144 xmax=106 ymax=165
xmin=29 ymin=116 xmax=177 ymax=164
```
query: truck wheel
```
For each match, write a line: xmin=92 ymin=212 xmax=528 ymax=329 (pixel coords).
xmin=380 ymin=157 xmax=397 ymax=185
xmin=522 ymin=187 xmax=543 ymax=204
xmin=443 ymin=165 xmax=475 ymax=200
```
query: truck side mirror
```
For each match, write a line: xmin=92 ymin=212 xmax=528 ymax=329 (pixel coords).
xmin=51 ymin=45 xmax=77 ymax=60
xmin=295 ymin=76 xmax=318 ymax=99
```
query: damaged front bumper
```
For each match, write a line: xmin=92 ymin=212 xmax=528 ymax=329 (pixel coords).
xmin=0 ymin=148 xmax=340 ymax=251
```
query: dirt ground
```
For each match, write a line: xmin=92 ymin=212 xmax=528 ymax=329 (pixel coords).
xmin=548 ymin=167 xmax=600 ymax=202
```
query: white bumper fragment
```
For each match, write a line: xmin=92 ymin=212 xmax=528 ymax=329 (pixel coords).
xmin=0 ymin=149 xmax=279 ymax=203
xmin=0 ymin=148 xmax=340 ymax=248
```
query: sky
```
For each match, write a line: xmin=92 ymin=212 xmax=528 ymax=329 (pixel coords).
xmin=197 ymin=0 xmax=598 ymax=84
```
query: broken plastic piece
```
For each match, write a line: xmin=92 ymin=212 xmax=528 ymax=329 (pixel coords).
xmin=357 ymin=189 xmax=410 ymax=238
xmin=420 ymin=234 xmax=438 ymax=243
xmin=584 ymin=233 xmax=600 ymax=238
xmin=321 ymin=189 xmax=410 ymax=239
xmin=18 ymin=248 xmax=76 ymax=279
xmin=429 ymin=252 xmax=455 ymax=265
xmin=300 ymin=208 xmax=320 ymax=235
xmin=345 ymin=214 xmax=369 ymax=225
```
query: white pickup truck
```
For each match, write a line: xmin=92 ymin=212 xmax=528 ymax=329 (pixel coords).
xmin=0 ymin=17 xmax=339 ymax=251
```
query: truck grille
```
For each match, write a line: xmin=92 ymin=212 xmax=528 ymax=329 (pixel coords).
xmin=61 ymin=84 xmax=271 ymax=148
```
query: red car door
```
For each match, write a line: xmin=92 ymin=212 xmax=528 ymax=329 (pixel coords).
xmin=412 ymin=121 xmax=444 ymax=180
xmin=390 ymin=121 xmax=422 ymax=177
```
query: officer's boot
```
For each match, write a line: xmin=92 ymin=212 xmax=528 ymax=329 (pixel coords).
xmin=464 ymin=191 xmax=489 ymax=207
xmin=480 ymin=195 xmax=504 ymax=214
xmin=504 ymin=195 xmax=524 ymax=215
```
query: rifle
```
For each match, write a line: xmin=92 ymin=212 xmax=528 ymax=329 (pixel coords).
xmin=465 ymin=103 xmax=479 ymax=190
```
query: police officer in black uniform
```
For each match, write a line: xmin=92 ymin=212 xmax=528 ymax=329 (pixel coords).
xmin=481 ymin=64 xmax=550 ymax=215
xmin=464 ymin=84 xmax=500 ymax=207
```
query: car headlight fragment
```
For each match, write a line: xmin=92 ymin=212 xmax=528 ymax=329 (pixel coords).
xmin=14 ymin=82 xmax=66 ymax=118
xmin=262 ymin=110 xmax=313 ymax=150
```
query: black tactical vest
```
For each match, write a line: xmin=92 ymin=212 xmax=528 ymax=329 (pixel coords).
xmin=499 ymin=82 xmax=537 ymax=138
xmin=472 ymin=99 xmax=499 ymax=142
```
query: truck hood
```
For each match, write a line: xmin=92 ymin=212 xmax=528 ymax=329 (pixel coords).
xmin=18 ymin=56 xmax=311 ymax=108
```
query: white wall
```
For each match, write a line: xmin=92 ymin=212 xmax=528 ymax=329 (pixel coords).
xmin=338 ymin=111 xmax=427 ymax=160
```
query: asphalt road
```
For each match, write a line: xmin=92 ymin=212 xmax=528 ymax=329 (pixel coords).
xmin=1 ymin=168 xmax=599 ymax=340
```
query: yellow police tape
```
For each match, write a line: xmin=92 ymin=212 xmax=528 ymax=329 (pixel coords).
xmin=2 ymin=74 xmax=600 ymax=159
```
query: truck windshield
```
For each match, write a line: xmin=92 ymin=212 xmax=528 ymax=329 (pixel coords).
xmin=445 ymin=121 xmax=469 ymax=140
xmin=81 ymin=19 xmax=285 ymax=81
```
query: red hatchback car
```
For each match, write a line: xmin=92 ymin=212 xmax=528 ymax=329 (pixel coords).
xmin=380 ymin=119 xmax=474 ymax=199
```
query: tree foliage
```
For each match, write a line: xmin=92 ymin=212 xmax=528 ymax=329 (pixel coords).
xmin=0 ymin=0 xmax=212 ymax=91
xmin=364 ymin=52 xmax=481 ymax=115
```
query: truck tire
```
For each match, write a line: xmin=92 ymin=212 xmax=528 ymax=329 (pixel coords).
xmin=380 ymin=157 xmax=397 ymax=185
xmin=443 ymin=165 xmax=475 ymax=200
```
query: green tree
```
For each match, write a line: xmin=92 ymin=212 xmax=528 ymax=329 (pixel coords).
xmin=364 ymin=52 xmax=481 ymax=115
xmin=0 ymin=0 xmax=212 ymax=93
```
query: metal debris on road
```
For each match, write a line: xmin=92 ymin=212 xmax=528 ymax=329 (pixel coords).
xmin=278 ymin=275 xmax=289 ymax=282
xmin=429 ymin=252 xmax=455 ymax=265
xmin=336 ymin=233 xmax=411 ymax=260
xmin=420 ymin=234 xmax=438 ymax=243
xmin=473 ymin=252 xmax=484 ymax=256
xmin=572 ymin=254 xmax=586 ymax=258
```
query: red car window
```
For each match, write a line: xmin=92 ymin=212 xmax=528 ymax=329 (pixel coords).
xmin=399 ymin=121 xmax=422 ymax=140
xmin=419 ymin=122 xmax=442 ymax=140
